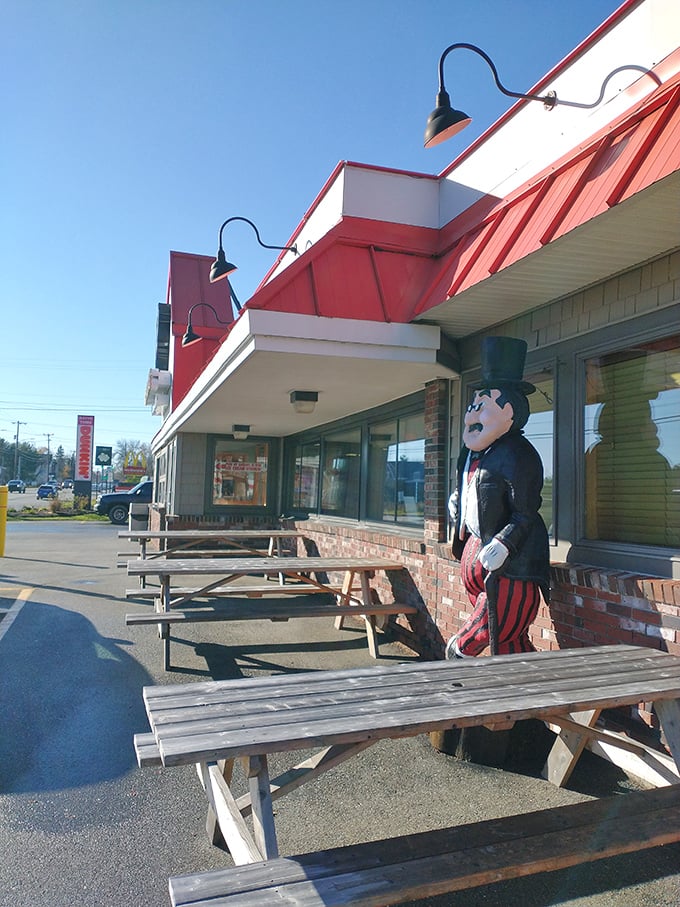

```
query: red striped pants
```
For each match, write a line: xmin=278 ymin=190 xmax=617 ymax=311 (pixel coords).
xmin=456 ymin=535 xmax=541 ymax=656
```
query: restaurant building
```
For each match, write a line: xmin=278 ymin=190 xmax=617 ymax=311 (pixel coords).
xmin=144 ymin=0 xmax=679 ymax=716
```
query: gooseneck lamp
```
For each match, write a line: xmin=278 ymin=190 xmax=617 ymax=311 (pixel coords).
xmin=424 ymin=43 xmax=557 ymax=148
xmin=209 ymin=216 xmax=298 ymax=284
xmin=181 ymin=302 xmax=232 ymax=347
xmin=424 ymin=44 xmax=657 ymax=148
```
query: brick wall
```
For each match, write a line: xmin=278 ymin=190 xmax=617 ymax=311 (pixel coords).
xmin=290 ymin=520 xmax=680 ymax=659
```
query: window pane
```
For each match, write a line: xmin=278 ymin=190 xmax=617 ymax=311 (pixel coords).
xmin=212 ymin=440 xmax=268 ymax=507
xmin=293 ymin=440 xmax=320 ymax=510
xmin=367 ymin=413 xmax=425 ymax=526
xmin=320 ymin=429 xmax=361 ymax=518
xmin=584 ymin=335 xmax=680 ymax=547
xmin=523 ymin=371 xmax=554 ymax=537
xmin=367 ymin=420 xmax=398 ymax=521
xmin=395 ymin=413 xmax=425 ymax=526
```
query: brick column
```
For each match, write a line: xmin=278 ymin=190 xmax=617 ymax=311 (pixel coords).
xmin=423 ymin=378 xmax=449 ymax=546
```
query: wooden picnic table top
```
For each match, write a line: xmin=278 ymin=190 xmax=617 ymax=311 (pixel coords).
xmin=118 ymin=529 xmax=306 ymax=540
xmin=126 ymin=555 xmax=404 ymax=578
xmin=142 ymin=644 xmax=680 ymax=767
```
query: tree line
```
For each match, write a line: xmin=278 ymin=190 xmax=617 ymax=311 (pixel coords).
xmin=0 ymin=438 xmax=152 ymax=486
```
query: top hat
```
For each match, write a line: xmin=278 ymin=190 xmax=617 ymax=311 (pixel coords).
xmin=472 ymin=336 xmax=536 ymax=395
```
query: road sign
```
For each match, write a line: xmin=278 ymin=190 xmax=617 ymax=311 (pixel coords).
xmin=95 ymin=446 xmax=113 ymax=466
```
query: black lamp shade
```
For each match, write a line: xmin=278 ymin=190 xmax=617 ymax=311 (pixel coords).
xmin=209 ymin=249 xmax=237 ymax=283
xmin=424 ymin=90 xmax=472 ymax=148
xmin=180 ymin=301 xmax=231 ymax=347
xmin=181 ymin=325 xmax=201 ymax=346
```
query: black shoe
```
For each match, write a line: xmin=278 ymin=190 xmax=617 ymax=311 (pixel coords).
xmin=444 ymin=636 xmax=463 ymax=660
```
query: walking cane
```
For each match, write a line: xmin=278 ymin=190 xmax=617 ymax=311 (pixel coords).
xmin=484 ymin=569 xmax=500 ymax=656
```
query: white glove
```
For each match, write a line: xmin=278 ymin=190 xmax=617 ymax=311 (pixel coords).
xmin=479 ymin=538 xmax=509 ymax=572
xmin=447 ymin=493 xmax=456 ymax=522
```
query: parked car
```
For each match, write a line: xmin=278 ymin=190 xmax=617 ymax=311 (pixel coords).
xmin=8 ymin=479 xmax=26 ymax=493
xmin=95 ymin=479 xmax=153 ymax=524
xmin=37 ymin=483 xmax=57 ymax=499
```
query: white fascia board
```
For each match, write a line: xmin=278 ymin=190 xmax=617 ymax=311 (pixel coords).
xmin=246 ymin=309 xmax=441 ymax=351
xmin=341 ymin=165 xmax=440 ymax=229
xmin=153 ymin=309 xmax=442 ymax=446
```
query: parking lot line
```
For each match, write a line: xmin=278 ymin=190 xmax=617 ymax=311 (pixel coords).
xmin=0 ymin=586 xmax=33 ymax=642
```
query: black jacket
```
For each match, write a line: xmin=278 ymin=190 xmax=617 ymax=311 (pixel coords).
xmin=450 ymin=431 xmax=550 ymax=599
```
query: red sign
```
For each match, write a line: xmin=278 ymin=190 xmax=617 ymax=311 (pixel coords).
xmin=215 ymin=458 xmax=266 ymax=475
xmin=75 ymin=415 xmax=95 ymax=481
xmin=123 ymin=452 xmax=147 ymax=476
xmin=123 ymin=466 xmax=147 ymax=476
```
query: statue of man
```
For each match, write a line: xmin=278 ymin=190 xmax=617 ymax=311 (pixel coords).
xmin=445 ymin=336 xmax=550 ymax=658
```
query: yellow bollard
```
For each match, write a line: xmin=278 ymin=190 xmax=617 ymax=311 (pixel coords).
xmin=0 ymin=485 xmax=7 ymax=557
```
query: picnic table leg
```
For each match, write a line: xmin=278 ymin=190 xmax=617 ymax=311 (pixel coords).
xmin=269 ymin=536 xmax=286 ymax=584
xmin=359 ymin=572 xmax=382 ymax=657
xmin=542 ymin=708 xmax=601 ymax=787
xmin=203 ymin=759 xmax=234 ymax=846
xmin=334 ymin=570 xmax=355 ymax=630
xmin=197 ymin=761 xmax=264 ymax=864
xmin=157 ymin=575 xmax=171 ymax=671
xmin=654 ymin=698 xmax=680 ymax=772
xmin=139 ymin=539 xmax=147 ymax=587
xmin=247 ymin=754 xmax=279 ymax=859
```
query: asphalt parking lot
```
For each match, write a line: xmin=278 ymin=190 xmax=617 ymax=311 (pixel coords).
xmin=1 ymin=521 xmax=680 ymax=907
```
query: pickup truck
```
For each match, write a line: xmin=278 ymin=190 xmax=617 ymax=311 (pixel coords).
xmin=95 ymin=479 xmax=153 ymax=524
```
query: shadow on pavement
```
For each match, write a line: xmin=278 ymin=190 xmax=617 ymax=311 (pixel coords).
xmin=0 ymin=599 xmax=151 ymax=797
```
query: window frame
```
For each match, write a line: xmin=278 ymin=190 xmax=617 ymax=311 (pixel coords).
xmin=205 ymin=433 xmax=280 ymax=516
xmin=567 ymin=313 xmax=680 ymax=575
xmin=283 ymin=391 xmax=426 ymax=532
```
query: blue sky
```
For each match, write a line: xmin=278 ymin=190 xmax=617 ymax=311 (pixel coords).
xmin=1 ymin=0 xmax=624 ymax=457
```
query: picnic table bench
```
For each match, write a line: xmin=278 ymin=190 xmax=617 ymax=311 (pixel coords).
xmin=125 ymin=555 xmax=412 ymax=668
xmin=134 ymin=644 xmax=680 ymax=906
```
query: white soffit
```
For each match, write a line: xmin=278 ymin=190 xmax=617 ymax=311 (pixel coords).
xmin=153 ymin=310 xmax=455 ymax=446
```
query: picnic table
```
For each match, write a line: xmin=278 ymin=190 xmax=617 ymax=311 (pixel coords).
xmin=118 ymin=528 xmax=307 ymax=561
xmin=135 ymin=644 xmax=680 ymax=906
xmin=125 ymin=555 xmax=413 ymax=667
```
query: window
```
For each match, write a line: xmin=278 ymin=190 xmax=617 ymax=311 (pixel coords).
xmin=211 ymin=439 xmax=269 ymax=508
xmin=320 ymin=428 xmax=361 ymax=519
xmin=367 ymin=414 xmax=425 ymax=526
xmin=286 ymin=392 xmax=425 ymax=527
xmin=523 ymin=370 xmax=555 ymax=537
xmin=292 ymin=440 xmax=320 ymax=510
xmin=155 ymin=449 xmax=167 ymax=507
xmin=584 ymin=335 xmax=680 ymax=548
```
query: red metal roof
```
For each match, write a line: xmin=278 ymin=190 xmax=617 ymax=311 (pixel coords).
xmin=247 ymin=219 xmax=438 ymax=323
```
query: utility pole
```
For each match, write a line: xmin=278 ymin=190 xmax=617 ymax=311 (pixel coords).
xmin=44 ymin=433 xmax=53 ymax=482
xmin=14 ymin=421 xmax=27 ymax=478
